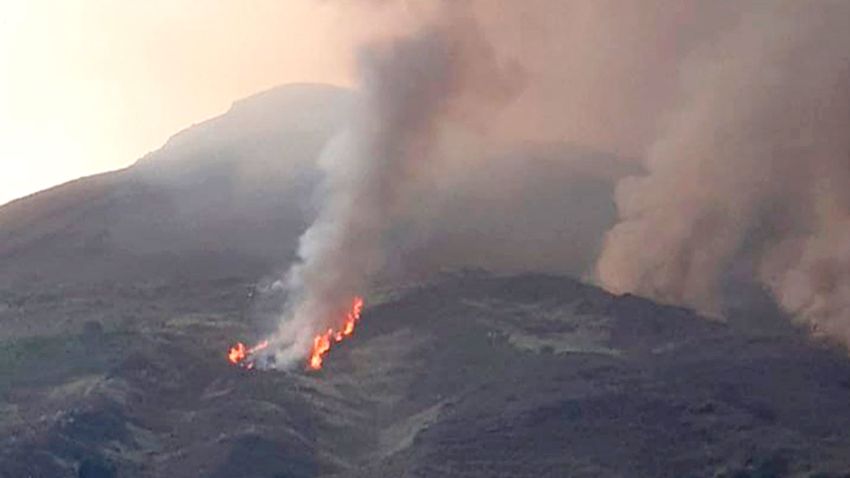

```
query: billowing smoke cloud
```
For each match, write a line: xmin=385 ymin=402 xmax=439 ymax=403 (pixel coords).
xmin=330 ymin=0 xmax=743 ymax=157
xmin=597 ymin=2 xmax=850 ymax=339
xmin=268 ymin=5 xmax=519 ymax=366
xmin=258 ymin=0 xmax=850 ymax=362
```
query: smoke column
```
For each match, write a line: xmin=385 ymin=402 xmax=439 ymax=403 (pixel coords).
xmin=596 ymin=2 xmax=850 ymax=341
xmin=260 ymin=0 xmax=850 ymax=357
xmin=267 ymin=6 xmax=517 ymax=367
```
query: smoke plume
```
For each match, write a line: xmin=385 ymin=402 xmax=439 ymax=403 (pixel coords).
xmin=261 ymin=0 xmax=850 ymax=360
xmin=597 ymin=2 xmax=850 ymax=340
xmin=268 ymin=5 xmax=518 ymax=367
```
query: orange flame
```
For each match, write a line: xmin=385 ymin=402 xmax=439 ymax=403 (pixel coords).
xmin=308 ymin=297 xmax=364 ymax=371
xmin=227 ymin=340 xmax=269 ymax=368
xmin=227 ymin=342 xmax=247 ymax=364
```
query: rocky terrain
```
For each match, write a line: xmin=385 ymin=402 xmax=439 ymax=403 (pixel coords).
xmin=1 ymin=272 xmax=850 ymax=477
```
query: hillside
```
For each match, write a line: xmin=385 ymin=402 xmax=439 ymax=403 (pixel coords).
xmin=0 ymin=84 xmax=631 ymax=289
xmin=0 ymin=84 xmax=351 ymax=287
xmin=1 ymin=272 xmax=849 ymax=477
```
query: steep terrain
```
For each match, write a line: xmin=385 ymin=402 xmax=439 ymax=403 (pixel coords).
xmin=0 ymin=84 xmax=350 ymax=287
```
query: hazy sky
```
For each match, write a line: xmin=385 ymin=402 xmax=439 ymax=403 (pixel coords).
xmin=0 ymin=0 xmax=367 ymax=206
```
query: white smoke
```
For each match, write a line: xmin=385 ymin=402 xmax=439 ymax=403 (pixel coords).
xmin=267 ymin=6 xmax=518 ymax=367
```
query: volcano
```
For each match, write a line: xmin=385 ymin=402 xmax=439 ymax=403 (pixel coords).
xmin=1 ymin=84 xmax=849 ymax=477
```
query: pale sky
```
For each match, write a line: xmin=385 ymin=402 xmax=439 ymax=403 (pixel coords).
xmin=0 ymin=0 xmax=373 ymax=206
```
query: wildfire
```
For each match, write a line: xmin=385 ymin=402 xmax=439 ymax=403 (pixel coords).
xmin=227 ymin=340 xmax=268 ymax=369
xmin=308 ymin=296 xmax=364 ymax=371
xmin=225 ymin=297 xmax=364 ymax=371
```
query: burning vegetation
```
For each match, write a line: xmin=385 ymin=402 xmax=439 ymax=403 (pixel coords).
xmin=227 ymin=340 xmax=269 ymax=370
xmin=308 ymin=297 xmax=364 ymax=371
xmin=226 ymin=296 xmax=364 ymax=371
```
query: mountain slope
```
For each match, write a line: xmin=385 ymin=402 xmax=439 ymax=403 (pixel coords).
xmin=2 ymin=83 xmax=847 ymax=477
xmin=1 ymin=272 xmax=849 ymax=477
xmin=0 ymin=83 xmax=634 ymax=288
xmin=0 ymin=84 xmax=351 ymax=287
